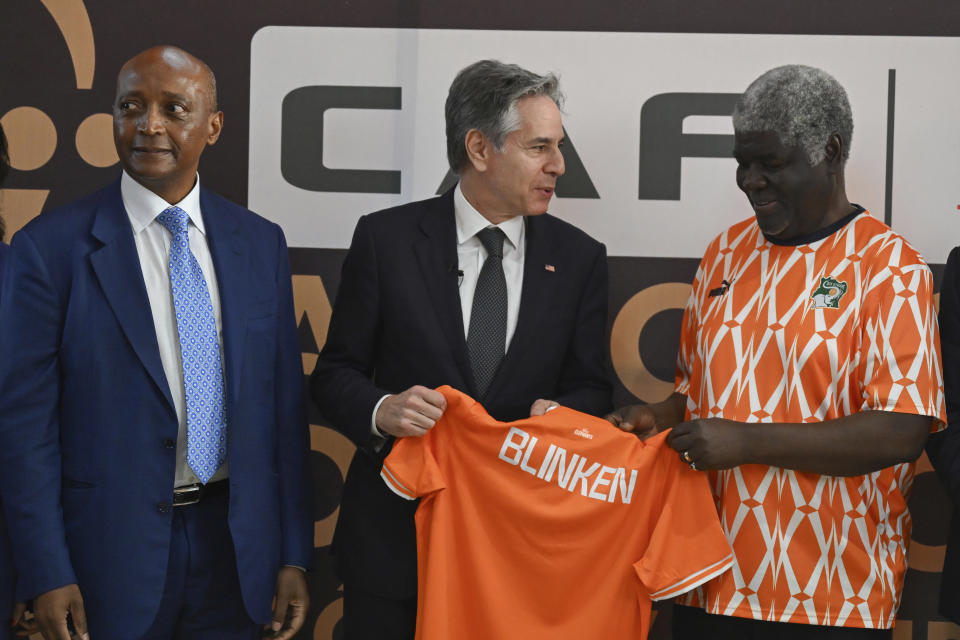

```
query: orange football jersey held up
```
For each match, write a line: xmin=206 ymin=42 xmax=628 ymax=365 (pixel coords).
xmin=381 ymin=386 xmax=734 ymax=640
xmin=675 ymin=211 xmax=946 ymax=628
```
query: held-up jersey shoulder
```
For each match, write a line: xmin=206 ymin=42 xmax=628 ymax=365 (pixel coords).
xmin=675 ymin=211 xmax=946 ymax=628
xmin=381 ymin=386 xmax=733 ymax=640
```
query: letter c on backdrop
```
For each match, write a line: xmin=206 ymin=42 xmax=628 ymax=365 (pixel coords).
xmin=610 ymin=283 xmax=692 ymax=404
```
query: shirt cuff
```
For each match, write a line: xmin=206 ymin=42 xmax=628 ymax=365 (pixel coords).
xmin=370 ymin=393 xmax=395 ymax=456
xmin=371 ymin=394 xmax=391 ymax=436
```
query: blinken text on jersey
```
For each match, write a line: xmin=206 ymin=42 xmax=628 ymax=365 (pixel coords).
xmin=498 ymin=427 xmax=639 ymax=504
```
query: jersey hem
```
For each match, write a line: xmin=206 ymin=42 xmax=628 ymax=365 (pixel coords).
xmin=702 ymin=602 xmax=892 ymax=630
xmin=649 ymin=554 xmax=735 ymax=601
xmin=380 ymin=466 xmax=416 ymax=500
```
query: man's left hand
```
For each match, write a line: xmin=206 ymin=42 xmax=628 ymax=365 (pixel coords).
xmin=529 ymin=399 xmax=559 ymax=416
xmin=265 ymin=566 xmax=309 ymax=640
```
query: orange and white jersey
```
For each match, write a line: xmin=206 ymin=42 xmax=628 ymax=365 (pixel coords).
xmin=675 ymin=210 xmax=946 ymax=628
xmin=382 ymin=386 xmax=733 ymax=640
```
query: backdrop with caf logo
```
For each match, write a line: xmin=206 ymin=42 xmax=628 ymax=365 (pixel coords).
xmin=3 ymin=1 xmax=960 ymax=638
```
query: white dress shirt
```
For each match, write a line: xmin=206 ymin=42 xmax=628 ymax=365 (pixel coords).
xmin=370 ymin=183 xmax=526 ymax=436
xmin=453 ymin=183 xmax=526 ymax=343
xmin=121 ymin=171 xmax=228 ymax=487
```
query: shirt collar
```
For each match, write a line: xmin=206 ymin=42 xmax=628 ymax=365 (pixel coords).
xmin=453 ymin=183 xmax=524 ymax=250
xmin=121 ymin=171 xmax=205 ymax=235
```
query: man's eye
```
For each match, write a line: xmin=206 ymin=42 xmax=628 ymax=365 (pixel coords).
xmin=168 ymin=104 xmax=186 ymax=114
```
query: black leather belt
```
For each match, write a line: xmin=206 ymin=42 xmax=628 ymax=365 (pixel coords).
xmin=172 ymin=479 xmax=228 ymax=507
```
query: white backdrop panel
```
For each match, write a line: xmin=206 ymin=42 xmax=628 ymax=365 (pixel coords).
xmin=249 ymin=27 xmax=960 ymax=261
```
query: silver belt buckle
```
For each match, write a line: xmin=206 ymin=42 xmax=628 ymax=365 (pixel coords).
xmin=173 ymin=483 xmax=202 ymax=506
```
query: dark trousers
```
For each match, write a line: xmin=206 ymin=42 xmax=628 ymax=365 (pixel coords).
xmin=0 ymin=504 xmax=13 ymax=640
xmin=140 ymin=483 xmax=259 ymax=640
xmin=672 ymin=604 xmax=893 ymax=640
xmin=342 ymin=583 xmax=416 ymax=640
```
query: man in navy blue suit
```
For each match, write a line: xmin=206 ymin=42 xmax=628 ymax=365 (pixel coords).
xmin=0 ymin=122 xmax=19 ymax=640
xmin=0 ymin=46 xmax=311 ymax=640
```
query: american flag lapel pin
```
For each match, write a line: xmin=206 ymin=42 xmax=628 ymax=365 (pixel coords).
xmin=545 ymin=264 xmax=556 ymax=272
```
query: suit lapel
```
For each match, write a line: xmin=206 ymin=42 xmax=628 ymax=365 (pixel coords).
xmin=413 ymin=190 xmax=475 ymax=394
xmin=200 ymin=189 xmax=249 ymax=411
xmin=487 ymin=215 xmax=556 ymax=398
xmin=89 ymin=181 xmax=175 ymax=413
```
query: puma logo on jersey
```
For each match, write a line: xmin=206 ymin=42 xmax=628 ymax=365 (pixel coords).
xmin=573 ymin=428 xmax=594 ymax=439
xmin=498 ymin=427 xmax=638 ymax=504
xmin=811 ymin=276 xmax=848 ymax=309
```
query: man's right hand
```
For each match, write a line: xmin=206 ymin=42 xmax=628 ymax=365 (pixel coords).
xmin=606 ymin=404 xmax=659 ymax=440
xmin=11 ymin=601 xmax=38 ymax=637
xmin=34 ymin=584 xmax=88 ymax=640
xmin=375 ymin=386 xmax=447 ymax=438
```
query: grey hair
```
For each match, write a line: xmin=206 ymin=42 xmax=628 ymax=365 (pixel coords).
xmin=733 ymin=64 xmax=853 ymax=166
xmin=445 ymin=60 xmax=564 ymax=173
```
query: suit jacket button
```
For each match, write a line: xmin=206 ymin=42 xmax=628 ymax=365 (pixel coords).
xmin=163 ymin=439 xmax=175 ymax=449
xmin=157 ymin=503 xmax=171 ymax=514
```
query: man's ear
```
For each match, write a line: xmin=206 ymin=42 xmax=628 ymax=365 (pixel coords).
xmin=206 ymin=111 xmax=223 ymax=146
xmin=823 ymin=133 xmax=843 ymax=171
xmin=464 ymin=129 xmax=492 ymax=172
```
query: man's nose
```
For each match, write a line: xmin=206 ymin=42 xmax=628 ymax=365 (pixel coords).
xmin=138 ymin=105 xmax=164 ymax=135
xmin=547 ymin=146 xmax=565 ymax=176
xmin=739 ymin=166 xmax=766 ymax=191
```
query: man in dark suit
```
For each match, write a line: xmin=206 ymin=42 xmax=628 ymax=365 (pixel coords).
xmin=0 ymin=46 xmax=311 ymax=640
xmin=311 ymin=59 xmax=612 ymax=639
xmin=927 ymin=246 xmax=960 ymax=624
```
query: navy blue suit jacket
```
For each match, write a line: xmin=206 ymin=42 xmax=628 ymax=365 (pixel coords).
xmin=0 ymin=181 xmax=312 ymax=638
xmin=311 ymin=189 xmax=612 ymax=598
xmin=928 ymin=245 xmax=960 ymax=624
xmin=0 ymin=241 xmax=12 ymax=640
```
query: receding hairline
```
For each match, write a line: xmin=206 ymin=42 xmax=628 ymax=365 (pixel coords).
xmin=116 ymin=45 xmax=219 ymax=112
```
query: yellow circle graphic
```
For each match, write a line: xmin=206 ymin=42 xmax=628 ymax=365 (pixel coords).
xmin=76 ymin=113 xmax=118 ymax=167
xmin=1 ymin=107 xmax=58 ymax=171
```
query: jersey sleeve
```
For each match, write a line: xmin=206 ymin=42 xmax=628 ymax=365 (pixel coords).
xmin=633 ymin=449 xmax=733 ymax=601
xmin=380 ymin=431 xmax=447 ymax=500
xmin=858 ymin=251 xmax=946 ymax=430
xmin=674 ymin=259 xmax=706 ymax=397
xmin=675 ymin=228 xmax=734 ymax=399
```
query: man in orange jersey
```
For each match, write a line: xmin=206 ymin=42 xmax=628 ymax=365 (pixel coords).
xmin=609 ymin=65 xmax=945 ymax=639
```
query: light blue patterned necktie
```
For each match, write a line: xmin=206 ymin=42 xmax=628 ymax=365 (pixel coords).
xmin=156 ymin=206 xmax=227 ymax=484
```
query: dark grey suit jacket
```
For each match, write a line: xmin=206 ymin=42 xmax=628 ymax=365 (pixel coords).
xmin=927 ymin=245 xmax=960 ymax=624
xmin=311 ymin=188 xmax=611 ymax=598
